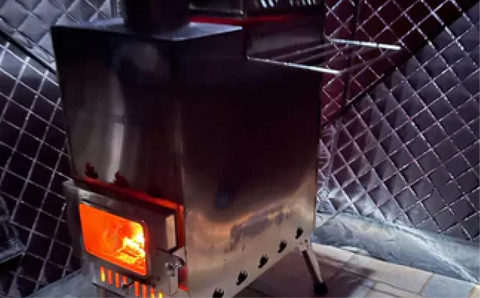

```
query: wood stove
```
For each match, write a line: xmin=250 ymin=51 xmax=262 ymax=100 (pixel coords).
xmin=51 ymin=0 xmax=333 ymax=297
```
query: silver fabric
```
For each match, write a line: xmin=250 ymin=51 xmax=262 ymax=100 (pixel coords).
xmin=0 ymin=0 xmax=113 ymax=67
xmin=318 ymin=3 xmax=480 ymax=242
xmin=314 ymin=212 xmax=480 ymax=283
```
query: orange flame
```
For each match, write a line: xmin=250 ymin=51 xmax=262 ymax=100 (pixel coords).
xmin=79 ymin=203 xmax=147 ymax=276
xmin=116 ymin=226 xmax=146 ymax=266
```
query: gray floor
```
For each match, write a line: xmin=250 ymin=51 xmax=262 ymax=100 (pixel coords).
xmin=29 ymin=244 xmax=479 ymax=298
xmin=314 ymin=213 xmax=480 ymax=283
xmin=28 ymin=270 xmax=97 ymax=298
xmin=248 ymin=245 xmax=479 ymax=298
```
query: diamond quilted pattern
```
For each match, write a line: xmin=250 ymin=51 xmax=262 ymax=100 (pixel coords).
xmin=320 ymin=0 xmax=478 ymax=124
xmin=0 ymin=35 xmax=78 ymax=296
xmin=0 ymin=0 xmax=112 ymax=67
xmin=319 ymin=5 xmax=480 ymax=242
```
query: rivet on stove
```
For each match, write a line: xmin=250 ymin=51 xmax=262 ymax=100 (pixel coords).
xmin=122 ymin=279 xmax=134 ymax=289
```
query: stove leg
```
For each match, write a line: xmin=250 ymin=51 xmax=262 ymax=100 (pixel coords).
xmin=299 ymin=239 xmax=328 ymax=296
xmin=97 ymin=287 xmax=107 ymax=298
xmin=96 ymin=286 xmax=121 ymax=297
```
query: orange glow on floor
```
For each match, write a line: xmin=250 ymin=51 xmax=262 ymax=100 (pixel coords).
xmin=158 ymin=292 xmax=164 ymax=298
xmin=79 ymin=203 xmax=147 ymax=276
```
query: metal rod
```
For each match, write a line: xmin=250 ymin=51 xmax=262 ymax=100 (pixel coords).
xmin=340 ymin=0 xmax=362 ymax=108
xmin=294 ymin=44 xmax=372 ymax=65
xmin=335 ymin=48 xmax=400 ymax=74
xmin=330 ymin=38 xmax=402 ymax=51
xmin=248 ymin=57 xmax=342 ymax=75
xmin=249 ymin=44 xmax=399 ymax=77
xmin=272 ymin=43 xmax=339 ymax=62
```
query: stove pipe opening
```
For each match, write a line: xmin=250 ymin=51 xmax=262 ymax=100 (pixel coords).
xmin=121 ymin=0 xmax=189 ymax=33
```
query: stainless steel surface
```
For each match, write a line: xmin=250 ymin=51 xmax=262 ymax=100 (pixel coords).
xmin=189 ymin=0 xmax=324 ymax=17
xmin=52 ymin=15 xmax=323 ymax=298
xmin=121 ymin=0 xmax=189 ymax=32
xmin=245 ymin=16 xmax=325 ymax=58
xmin=52 ymin=21 xmax=244 ymax=205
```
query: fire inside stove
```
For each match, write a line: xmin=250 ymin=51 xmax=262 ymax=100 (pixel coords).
xmin=79 ymin=203 xmax=148 ymax=276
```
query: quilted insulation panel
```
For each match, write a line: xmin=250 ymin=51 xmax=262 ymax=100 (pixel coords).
xmin=319 ymin=3 xmax=480 ymax=242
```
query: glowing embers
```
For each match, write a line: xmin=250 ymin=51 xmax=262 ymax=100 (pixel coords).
xmin=98 ymin=266 xmax=164 ymax=298
xmin=79 ymin=203 xmax=147 ymax=276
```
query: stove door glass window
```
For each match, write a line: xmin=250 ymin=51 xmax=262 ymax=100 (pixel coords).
xmin=79 ymin=203 xmax=147 ymax=276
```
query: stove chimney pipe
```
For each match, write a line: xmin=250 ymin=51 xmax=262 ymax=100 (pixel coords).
xmin=121 ymin=0 xmax=189 ymax=33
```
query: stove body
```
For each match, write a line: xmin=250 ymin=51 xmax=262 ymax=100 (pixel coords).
xmin=52 ymin=1 xmax=325 ymax=297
